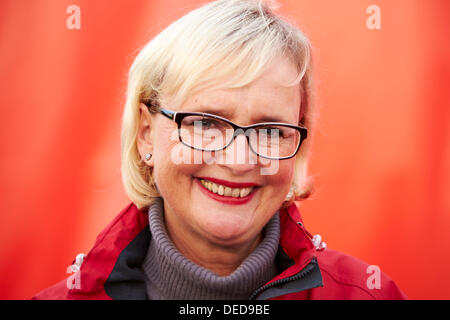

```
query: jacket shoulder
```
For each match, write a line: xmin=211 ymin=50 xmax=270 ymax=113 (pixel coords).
xmin=313 ymin=249 xmax=407 ymax=300
xmin=31 ymin=203 xmax=146 ymax=300
xmin=32 ymin=279 xmax=70 ymax=300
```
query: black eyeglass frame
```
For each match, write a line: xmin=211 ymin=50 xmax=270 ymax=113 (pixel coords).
xmin=146 ymin=106 xmax=308 ymax=160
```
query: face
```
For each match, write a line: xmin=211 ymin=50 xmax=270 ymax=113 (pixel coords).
xmin=138 ymin=55 xmax=301 ymax=248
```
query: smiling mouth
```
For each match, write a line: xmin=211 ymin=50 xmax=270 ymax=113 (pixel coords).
xmin=194 ymin=176 xmax=260 ymax=204
xmin=199 ymin=178 xmax=254 ymax=198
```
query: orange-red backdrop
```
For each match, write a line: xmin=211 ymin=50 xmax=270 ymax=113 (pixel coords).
xmin=0 ymin=0 xmax=449 ymax=300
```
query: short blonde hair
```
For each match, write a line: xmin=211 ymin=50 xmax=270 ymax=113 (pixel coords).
xmin=121 ymin=0 xmax=316 ymax=210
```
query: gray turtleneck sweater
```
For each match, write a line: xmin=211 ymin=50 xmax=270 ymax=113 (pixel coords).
xmin=141 ymin=198 xmax=280 ymax=300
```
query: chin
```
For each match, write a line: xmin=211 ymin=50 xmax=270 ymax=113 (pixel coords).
xmin=199 ymin=213 xmax=254 ymax=245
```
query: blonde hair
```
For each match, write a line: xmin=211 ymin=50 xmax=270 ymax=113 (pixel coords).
xmin=121 ymin=0 xmax=316 ymax=210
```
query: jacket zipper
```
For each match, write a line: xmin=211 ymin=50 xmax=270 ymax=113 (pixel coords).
xmin=249 ymin=258 xmax=317 ymax=300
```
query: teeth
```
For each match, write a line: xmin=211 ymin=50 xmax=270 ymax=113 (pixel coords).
xmin=240 ymin=188 xmax=251 ymax=197
xmin=200 ymin=179 xmax=254 ymax=198
xmin=231 ymin=188 xmax=240 ymax=198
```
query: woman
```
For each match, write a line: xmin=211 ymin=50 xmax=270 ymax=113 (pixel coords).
xmin=34 ymin=0 xmax=406 ymax=300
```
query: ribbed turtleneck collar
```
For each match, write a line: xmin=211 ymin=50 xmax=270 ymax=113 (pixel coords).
xmin=141 ymin=197 xmax=280 ymax=300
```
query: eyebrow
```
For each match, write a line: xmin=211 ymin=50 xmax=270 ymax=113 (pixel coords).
xmin=188 ymin=105 xmax=293 ymax=124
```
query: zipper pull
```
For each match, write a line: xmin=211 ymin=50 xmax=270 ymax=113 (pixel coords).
xmin=296 ymin=221 xmax=327 ymax=251
xmin=311 ymin=234 xmax=326 ymax=251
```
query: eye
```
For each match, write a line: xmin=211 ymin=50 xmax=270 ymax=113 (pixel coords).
xmin=258 ymin=126 xmax=294 ymax=139
xmin=260 ymin=127 xmax=280 ymax=137
xmin=181 ymin=116 xmax=210 ymax=126
xmin=195 ymin=118 xmax=228 ymax=130
xmin=198 ymin=119 xmax=214 ymax=128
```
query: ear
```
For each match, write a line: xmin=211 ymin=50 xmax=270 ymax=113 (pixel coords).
xmin=137 ymin=103 xmax=154 ymax=165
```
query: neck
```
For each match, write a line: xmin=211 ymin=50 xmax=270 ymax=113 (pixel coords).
xmin=165 ymin=219 xmax=264 ymax=276
xmin=142 ymin=197 xmax=280 ymax=300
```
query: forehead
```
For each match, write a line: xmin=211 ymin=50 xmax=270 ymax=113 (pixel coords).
xmin=178 ymin=55 xmax=301 ymax=125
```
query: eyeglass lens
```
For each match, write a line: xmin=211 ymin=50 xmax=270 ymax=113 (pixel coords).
xmin=179 ymin=115 xmax=300 ymax=159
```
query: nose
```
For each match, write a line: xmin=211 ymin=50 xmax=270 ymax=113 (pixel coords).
xmin=217 ymin=133 xmax=257 ymax=175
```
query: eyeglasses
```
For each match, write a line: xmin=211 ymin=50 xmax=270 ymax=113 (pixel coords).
xmin=146 ymin=106 xmax=307 ymax=160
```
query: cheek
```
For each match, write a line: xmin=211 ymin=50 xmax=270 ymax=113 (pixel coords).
xmin=151 ymin=125 xmax=203 ymax=193
xmin=263 ymin=159 xmax=295 ymax=192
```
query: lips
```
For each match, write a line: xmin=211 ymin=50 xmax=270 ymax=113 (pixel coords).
xmin=196 ymin=176 xmax=260 ymax=188
xmin=195 ymin=176 xmax=260 ymax=205
xmin=200 ymin=179 xmax=253 ymax=198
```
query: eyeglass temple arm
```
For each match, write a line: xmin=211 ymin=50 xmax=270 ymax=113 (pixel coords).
xmin=158 ymin=108 xmax=176 ymax=120
xmin=144 ymin=104 xmax=176 ymax=120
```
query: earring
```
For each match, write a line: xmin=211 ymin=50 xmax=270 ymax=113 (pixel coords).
xmin=284 ymin=188 xmax=294 ymax=202
xmin=284 ymin=184 xmax=296 ymax=202
xmin=144 ymin=153 xmax=152 ymax=161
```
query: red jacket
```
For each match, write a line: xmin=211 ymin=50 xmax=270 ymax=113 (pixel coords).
xmin=32 ymin=202 xmax=407 ymax=300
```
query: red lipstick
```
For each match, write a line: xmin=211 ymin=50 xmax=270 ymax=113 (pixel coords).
xmin=196 ymin=176 xmax=260 ymax=188
xmin=194 ymin=178 xmax=258 ymax=205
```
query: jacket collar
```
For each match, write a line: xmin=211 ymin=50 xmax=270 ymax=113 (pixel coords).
xmin=68 ymin=202 xmax=320 ymax=300
xmin=248 ymin=203 xmax=322 ymax=299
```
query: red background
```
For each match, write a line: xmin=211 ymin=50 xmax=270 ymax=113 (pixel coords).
xmin=0 ymin=0 xmax=449 ymax=299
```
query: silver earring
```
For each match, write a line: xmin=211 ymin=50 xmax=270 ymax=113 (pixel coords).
xmin=144 ymin=153 xmax=152 ymax=161
xmin=284 ymin=185 xmax=295 ymax=202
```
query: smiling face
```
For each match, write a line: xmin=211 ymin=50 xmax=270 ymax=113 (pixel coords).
xmin=138 ymin=55 xmax=301 ymax=248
